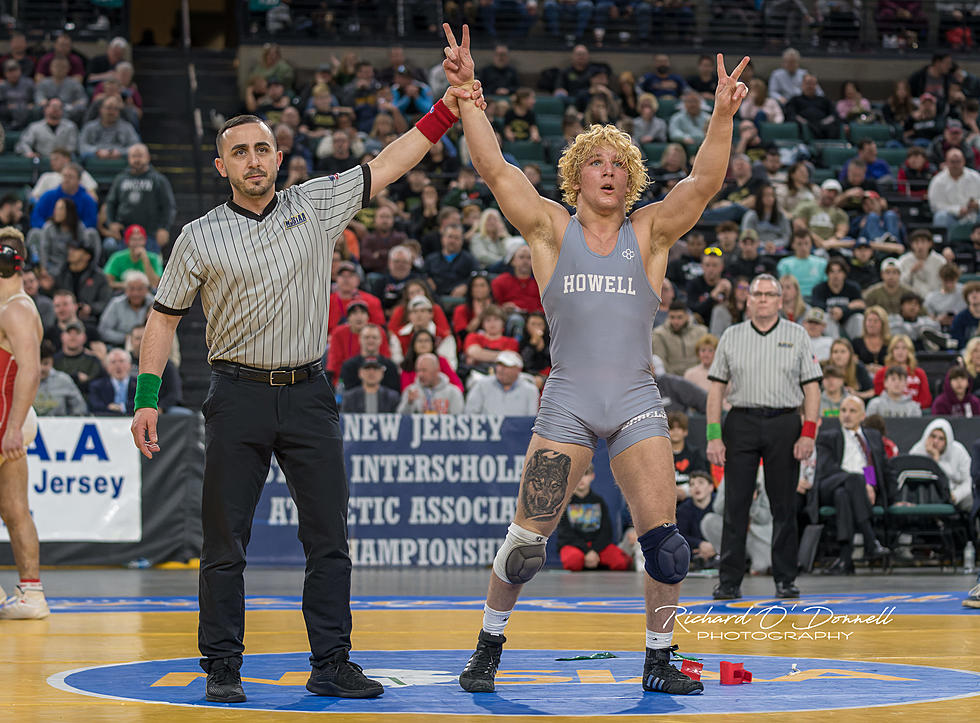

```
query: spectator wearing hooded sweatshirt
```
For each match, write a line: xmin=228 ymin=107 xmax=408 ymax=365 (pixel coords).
xmin=396 ymin=353 xmax=463 ymax=414
xmin=931 ymin=366 xmax=980 ymax=417
xmin=556 ymin=465 xmax=633 ymax=572
xmin=909 ymin=418 xmax=974 ymax=512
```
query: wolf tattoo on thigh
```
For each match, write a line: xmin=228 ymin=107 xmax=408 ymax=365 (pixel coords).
xmin=521 ymin=449 xmax=572 ymax=521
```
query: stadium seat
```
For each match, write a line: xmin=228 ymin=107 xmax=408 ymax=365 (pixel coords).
xmin=502 ymin=140 xmax=546 ymax=164
xmin=820 ymin=145 xmax=856 ymax=169
xmin=533 ymin=96 xmax=566 ymax=116
xmin=4 ymin=129 xmax=21 ymax=153
xmin=84 ymin=157 xmax=127 ymax=186
xmin=810 ymin=167 xmax=836 ymax=184
xmin=537 ymin=115 xmax=563 ymax=137
xmin=849 ymin=124 xmax=894 ymax=144
xmin=0 ymin=155 xmax=37 ymax=186
xmin=758 ymin=122 xmax=800 ymax=144
xmin=877 ymin=147 xmax=909 ymax=168
xmin=656 ymin=98 xmax=678 ymax=121
xmin=641 ymin=142 xmax=668 ymax=164
xmin=949 ymin=222 xmax=975 ymax=244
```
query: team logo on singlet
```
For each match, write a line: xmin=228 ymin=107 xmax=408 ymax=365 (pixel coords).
xmin=622 ymin=248 xmax=635 ymax=260
xmin=284 ymin=211 xmax=309 ymax=230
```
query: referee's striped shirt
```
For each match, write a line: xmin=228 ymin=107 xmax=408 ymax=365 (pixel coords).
xmin=707 ymin=318 xmax=823 ymax=408
xmin=153 ymin=164 xmax=370 ymax=369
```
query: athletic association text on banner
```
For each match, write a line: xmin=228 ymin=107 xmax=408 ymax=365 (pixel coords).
xmin=0 ymin=417 xmax=142 ymax=542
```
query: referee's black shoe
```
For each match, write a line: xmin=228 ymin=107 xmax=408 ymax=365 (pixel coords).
xmin=306 ymin=652 xmax=384 ymax=698
xmin=642 ymin=646 xmax=704 ymax=695
xmin=775 ymin=580 xmax=801 ymax=598
xmin=459 ymin=630 xmax=505 ymax=692
xmin=205 ymin=657 xmax=246 ymax=703
xmin=712 ymin=583 xmax=742 ymax=600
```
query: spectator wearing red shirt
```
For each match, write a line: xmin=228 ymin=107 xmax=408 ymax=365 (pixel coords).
xmin=870 ymin=333 xmax=932 ymax=409
xmin=35 ymin=34 xmax=85 ymax=83
xmin=491 ymin=243 xmax=542 ymax=315
xmin=326 ymin=302 xmax=390 ymax=382
xmin=387 ymin=277 xmax=452 ymax=343
xmin=452 ymin=271 xmax=495 ymax=346
xmin=896 ymin=146 xmax=935 ymax=199
xmin=463 ymin=305 xmax=520 ymax=368
xmin=328 ymin=260 xmax=386 ymax=333
xmin=399 ymin=328 xmax=463 ymax=391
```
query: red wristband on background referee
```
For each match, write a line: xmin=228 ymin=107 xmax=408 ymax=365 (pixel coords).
xmin=801 ymin=420 xmax=817 ymax=439
xmin=415 ymin=99 xmax=457 ymax=144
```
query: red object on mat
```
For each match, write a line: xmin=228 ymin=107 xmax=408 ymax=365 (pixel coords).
xmin=680 ymin=660 xmax=703 ymax=681
xmin=720 ymin=661 xmax=752 ymax=684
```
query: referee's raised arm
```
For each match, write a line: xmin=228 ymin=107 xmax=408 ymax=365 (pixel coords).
xmin=364 ymin=83 xmax=487 ymax=199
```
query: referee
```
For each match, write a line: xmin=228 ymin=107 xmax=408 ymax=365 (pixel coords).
xmin=130 ymin=81 xmax=484 ymax=702
xmin=705 ymin=273 xmax=821 ymax=600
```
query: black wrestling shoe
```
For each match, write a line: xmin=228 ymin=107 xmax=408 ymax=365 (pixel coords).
xmin=205 ymin=657 xmax=246 ymax=703
xmin=459 ymin=630 xmax=505 ymax=692
xmin=774 ymin=580 xmax=801 ymax=598
xmin=306 ymin=652 xmax=384 ymax=698
xmin=642 ymin=645 xmax=704 ymax=695
xmin=712 ymin=583 xmax=742 ymax=600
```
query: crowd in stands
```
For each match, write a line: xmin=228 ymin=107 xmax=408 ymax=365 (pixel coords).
xmin=0 ymin=31 xmax=181 ymax=418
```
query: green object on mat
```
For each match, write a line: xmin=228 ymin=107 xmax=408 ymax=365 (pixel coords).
xmin=555 ymin=652 xmax=618 ymax=661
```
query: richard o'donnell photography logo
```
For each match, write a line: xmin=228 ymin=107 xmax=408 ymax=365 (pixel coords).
xmin=659 ymin=602 xmax=897 ymax=642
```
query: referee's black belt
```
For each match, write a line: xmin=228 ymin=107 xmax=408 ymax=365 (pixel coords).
xmin=731 ymin=406 xmax=797 ymax=418
xmin=211 ymin=359 xmax=323 ymax=386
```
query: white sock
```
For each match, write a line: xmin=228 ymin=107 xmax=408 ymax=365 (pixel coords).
xmin=19 ymin=579 xmax=42 ymax=593
xmin=482 ymin=604 xmax=512 ymax=635
xmin=646 ymin=629 xmax=673 ymax=650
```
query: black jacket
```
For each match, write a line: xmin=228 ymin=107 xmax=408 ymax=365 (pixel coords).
xmin=557 ymin=489 xmax=613 ymax=552
xmin=340 ymin=386 xmax=401 ymax=413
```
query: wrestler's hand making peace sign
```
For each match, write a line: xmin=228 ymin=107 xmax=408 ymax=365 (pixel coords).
xmin=713 ymin=54 xmax=750 ymax=118
xmin=442 ymin=23 xmax=475 ymax=89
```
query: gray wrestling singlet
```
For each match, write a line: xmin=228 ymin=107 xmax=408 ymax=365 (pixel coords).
xmin=533 ymin=214 xmax=670 ymax=458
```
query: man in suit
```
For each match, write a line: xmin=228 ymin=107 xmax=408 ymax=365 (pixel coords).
xmin=340 ymin=358 xmax=400 ymax=413
xmin=88 ymin=348 xmax=136 ymax=415
xmin=815 ymin=395 xmax=890 ymax=574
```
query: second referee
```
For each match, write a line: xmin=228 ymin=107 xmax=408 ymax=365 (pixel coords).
xmin=130 ymin=82 xmax=486 ymax=702
xmin=705 ymin=273 xmax=821 ymax=600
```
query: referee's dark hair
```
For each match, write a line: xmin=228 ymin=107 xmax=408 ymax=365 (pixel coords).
xmin=215 ymin=114 xmax=276 ymax=155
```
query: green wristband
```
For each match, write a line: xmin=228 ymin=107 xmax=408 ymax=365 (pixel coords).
xmin=706 ymin=422 xmax=722 ymax=441
xmin=134 ymin=373 xmax=162 ymax=410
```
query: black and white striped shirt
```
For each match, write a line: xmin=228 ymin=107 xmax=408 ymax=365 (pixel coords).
xmin=708 ymin=318 xmax=823 ymax=408
xmin=154 ymin=165 xmax=370 ymax=368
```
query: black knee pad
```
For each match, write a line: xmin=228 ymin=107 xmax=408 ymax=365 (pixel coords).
xmin=639 ymin=523 xmax=690 ymax=584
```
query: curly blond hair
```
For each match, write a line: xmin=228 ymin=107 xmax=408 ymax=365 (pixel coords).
xmin=557 ymin=124 xmax=649 ymax=211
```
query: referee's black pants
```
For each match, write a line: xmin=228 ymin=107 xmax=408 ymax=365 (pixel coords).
xmin=198 ymin=370 xmax=351 ymax=672
xmin=720 ymin=409 xmax=802 ymax=587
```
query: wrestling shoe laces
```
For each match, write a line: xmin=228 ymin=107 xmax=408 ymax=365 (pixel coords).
xmin=459 ymin=630 xmax=505 ymax=692
xmin=643 ymin=645 xmax=704 ymax=695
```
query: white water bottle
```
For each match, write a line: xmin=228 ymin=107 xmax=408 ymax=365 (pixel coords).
xmin=964 ymin=542 xmax=976 ymax=574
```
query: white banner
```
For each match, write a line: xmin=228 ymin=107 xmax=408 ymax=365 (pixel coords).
xmin=0 ymin=418 xmax=142 ymax=542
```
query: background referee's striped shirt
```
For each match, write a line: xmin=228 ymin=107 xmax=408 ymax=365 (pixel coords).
xmin=707 ymin=318 xmax=823 ymax=408
xmin=153 ymin=164 xmax=370 ymax=369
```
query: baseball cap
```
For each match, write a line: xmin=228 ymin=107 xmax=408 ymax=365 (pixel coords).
xmin=407 ymin=296 xmax=433 ymax=311
xmin=3 ymin=59 xmax=19 ymax=71
xmin=267 ymin=76 xmax=284 ymax=86
xmin=360 ymin=356 xmax=384 ymax=370
xmin=739 ymin=228 xmax=759 ymax=241
xmin=316 ymin=62 xmax=333 ymax=74
xmin=346 ymin=299 xmax=369 ymax=314
xmin=495 ymin=351 xmax=524 ymax=368
xmin=124 ymin=224 xmax=147 ymax=245
xmin=881 ymin=258 xmax=900 ymax=271
xmin=821 ymin=179 xmax=842 ymax=192
xmin=64 ymin=320 xmax=85 ymax=333
xmin=336 ymin=260 xmax=358 ymax=275
xmin=804 ymin=307 xmax=826 ymax=324
xmin=947 ymin=118 xmax=964 ymax=130
xmin=854 ymin=237 xmax=872 ymax=247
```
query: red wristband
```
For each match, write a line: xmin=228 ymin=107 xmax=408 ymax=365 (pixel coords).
xmin=414 ymin=99 xmax=457 ymax=144
xmin=801 ymin=420 xmax=817 ymax=439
